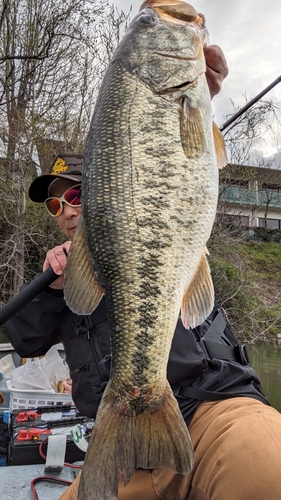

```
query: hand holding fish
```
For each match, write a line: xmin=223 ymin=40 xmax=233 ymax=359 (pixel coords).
xmin=204 ymin=44 xmax=229 ymax=98
xmin=43 ymin=241 xmax=71 ymax=289
xmin=198 ymin=12 xmax=229 ymax=98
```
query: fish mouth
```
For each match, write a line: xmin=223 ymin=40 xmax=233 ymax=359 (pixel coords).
xmin=139 ymin=1 xmax=202 ymax=26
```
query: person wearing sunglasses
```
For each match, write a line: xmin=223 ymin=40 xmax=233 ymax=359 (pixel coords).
xmin=5 ymin=44 xmax=281 ymax=500
xmin=27 ymin=154 xmax=83 ymax=290
xmin=45 ymin=183 xmax=81 ymax=218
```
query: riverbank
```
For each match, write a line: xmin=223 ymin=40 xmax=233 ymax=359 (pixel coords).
xmin=209 ymin=239 xmax=281 ymax=342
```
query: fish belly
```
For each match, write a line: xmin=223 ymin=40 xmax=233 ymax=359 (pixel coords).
xmin=77 ymin=64 xmax=217 ymax=499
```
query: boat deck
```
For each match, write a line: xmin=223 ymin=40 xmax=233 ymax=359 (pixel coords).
xmin=0 ymin=350 xmax=82 ymax=500
xmin=0 ymin=462 xmax=80 ymax=499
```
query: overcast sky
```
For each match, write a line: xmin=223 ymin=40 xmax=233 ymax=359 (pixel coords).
xmin=112 ymin=0 xmax=281 ymax=144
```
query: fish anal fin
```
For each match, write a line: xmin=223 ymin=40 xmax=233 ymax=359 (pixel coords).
xmin=181 ymin=251 xmax=214 ymax=328
xmin=213 ymin=122 xmax=228 ymax=169
xmin=78 ymin=381 xmax=193 ymax=500
xmin=64 ymin=217 xmax=104 ymax=315
xmin=180 ymin=97 xmax=207 ymax=158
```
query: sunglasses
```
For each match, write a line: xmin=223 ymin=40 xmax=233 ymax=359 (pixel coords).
xmin=45 ymin=184 xmax=82 ymax=217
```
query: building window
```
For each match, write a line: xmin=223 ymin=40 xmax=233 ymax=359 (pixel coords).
xmin=261 ymin=183 xmax=280 ymax=192
xmin=217 ymin=214 xmax=249 ymax=227
xmin=229 ymin=179 xmax=249 ymax=188
xmin=258 ymin=218 xmax=281 ymax=229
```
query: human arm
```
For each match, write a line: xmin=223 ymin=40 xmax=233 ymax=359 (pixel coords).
xmin=4 ymin=240 xmax=72 ymax=356
xmin=4 ymin=240 xmax=72 ymax=357
xmin=4 ymin=280 xmax=67 ymax=357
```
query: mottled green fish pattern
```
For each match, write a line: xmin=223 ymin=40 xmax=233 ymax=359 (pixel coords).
xmin=64 ymin=2 xmax=226 ymax=499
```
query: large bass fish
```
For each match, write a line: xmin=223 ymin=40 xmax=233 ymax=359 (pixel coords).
xmin=64 ymin=1 xmax=227 ymax=498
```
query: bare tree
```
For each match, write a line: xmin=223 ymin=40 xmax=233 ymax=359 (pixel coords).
xmin=209 ymin=96 xmax=281 ymax=341
xmin=0 ymin=0 xmax=130 ymax=305
xmin=222 ymin=96 xmax=281 ymax=165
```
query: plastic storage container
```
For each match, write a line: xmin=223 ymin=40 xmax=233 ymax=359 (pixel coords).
xmin=7 ymin=381 xmax=73 ymax=410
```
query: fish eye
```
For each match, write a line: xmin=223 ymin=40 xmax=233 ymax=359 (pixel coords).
xmin=137 ymin=13 xmax=157 ymax=26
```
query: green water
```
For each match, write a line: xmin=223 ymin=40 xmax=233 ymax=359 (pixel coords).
xmin=247 ymin=342 xmax=281 ymax=413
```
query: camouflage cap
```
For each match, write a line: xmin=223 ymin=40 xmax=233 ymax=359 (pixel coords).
xmin=29 ymin=153 xmax=83 ymax=203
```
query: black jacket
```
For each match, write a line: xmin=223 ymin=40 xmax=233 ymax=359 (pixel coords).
xmin=5 ymin=277 xmax=269 ymax=424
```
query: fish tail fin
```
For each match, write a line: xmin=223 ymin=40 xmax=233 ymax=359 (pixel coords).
xmin=135 ymin=382 xmax=194 ymax=474
xmin=78 ymin=382 xmax=193 ymax=500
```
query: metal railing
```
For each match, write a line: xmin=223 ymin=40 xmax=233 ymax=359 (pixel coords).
xmin=219 ymin=186 xmax=281 ymax=208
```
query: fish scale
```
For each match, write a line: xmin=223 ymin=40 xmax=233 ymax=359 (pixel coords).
xmin=64 ymin=3 xmax=227 ymax=499
xmin=83 ymin=64 xmax=187 ymax=378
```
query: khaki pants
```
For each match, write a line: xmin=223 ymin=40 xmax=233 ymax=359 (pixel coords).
xmin=58 ymin=397 xmax=281 ymax=500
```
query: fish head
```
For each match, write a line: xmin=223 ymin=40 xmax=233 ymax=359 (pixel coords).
xmin=112 ymin=2 xmax=209 ymax=94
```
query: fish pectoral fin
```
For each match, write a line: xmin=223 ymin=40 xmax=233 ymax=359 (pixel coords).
xmin=180 ymin=97 xmax=207 ymax=158
xmin=181 ymin=250 xmax=214 ymax=328
xmin=64 ymin=217 xmax=104 ymax=315
xmin=213 ymin=122 xmax=228 ymax=169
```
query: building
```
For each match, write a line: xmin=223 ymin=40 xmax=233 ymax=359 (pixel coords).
xmin=217 ymin=164 xmax=281 ymax=230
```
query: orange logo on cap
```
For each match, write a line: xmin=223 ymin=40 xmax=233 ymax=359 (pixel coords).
xmin=51 ymin=157 xmax=68 ymax=174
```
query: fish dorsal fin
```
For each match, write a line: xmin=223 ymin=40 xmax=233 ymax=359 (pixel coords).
xmin=181 ymin=249 xmax=214 ymax=329
xmin=213 ymin=122 xmax=228 ymax=169
xmin=64 ymin=217 xmax=104 ymax=315
xmin=180 ymin=97 xmax=207 ymax=159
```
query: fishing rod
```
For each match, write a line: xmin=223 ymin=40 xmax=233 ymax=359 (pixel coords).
xmin=220 ymin=75 xmax=281 ymax=132
xmin=0 ymin=267 xmax=59 ymax=326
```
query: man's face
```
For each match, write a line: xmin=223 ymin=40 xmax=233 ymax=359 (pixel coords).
xmin=47 ymin=178 xmax=82 ymax=239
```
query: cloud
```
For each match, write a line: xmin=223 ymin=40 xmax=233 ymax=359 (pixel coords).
xmin=112 ymin=0 xmax=281 ymax=137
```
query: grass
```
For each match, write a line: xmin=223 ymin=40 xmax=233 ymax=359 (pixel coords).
xmin=208 ymin=240 xmax=281 ymax=342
